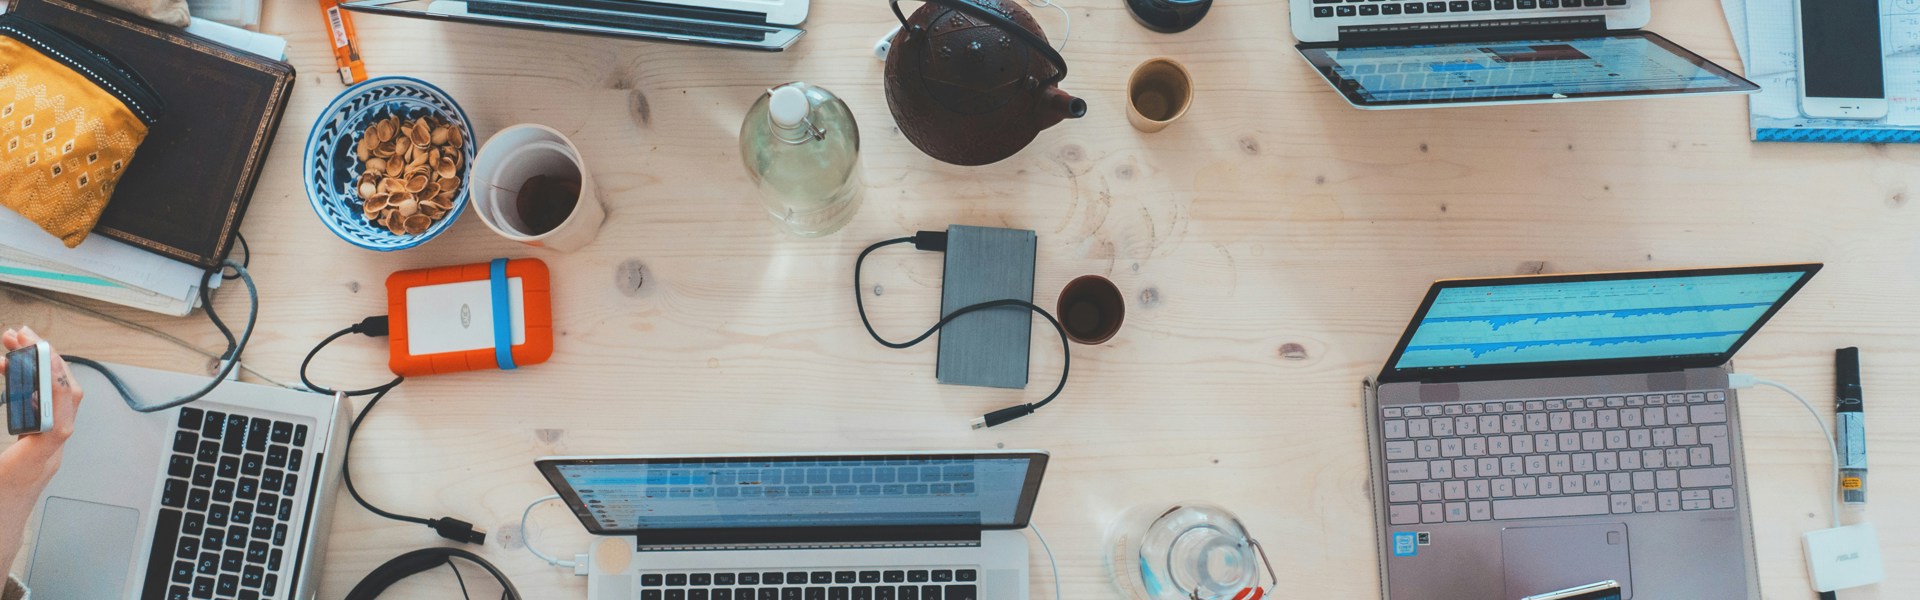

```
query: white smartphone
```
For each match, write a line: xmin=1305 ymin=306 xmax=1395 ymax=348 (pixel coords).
xmin=4 ymin=341 xmax=52 ymax=436
xmin=1795 ymin=0 xmax=1889 ymax=120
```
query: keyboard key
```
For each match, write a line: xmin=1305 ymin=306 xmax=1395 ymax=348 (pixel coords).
xmin=955 ymin=570 xmax=975 ymax=582
xmin=1388 ymin=482 xmax=1418 ymax=502
xmin=693 ymin=573 xmax=712 ymax=586
xmin=1427 ymin=1 xmax=1446 ymax=11
xmin=218 ymin=457 xmax=240 ymax=479
xmin=1421 ymin=503 xmax=1444 ymax=523
xmin=198 ymin=441 xmax=220 ymax=463
xmin=163 ymin=479 xmax=189 ymax=508
xmin=1359 ymin=4 xmax=1378 ymax=14
xmin=667 ymin=574 xmax=688 ymax=586
xmin=717 ymin=573 xmax=737 ymax=586
xmin=740 ymin=573 xmax=761 ymax=585
xmin=194 ymin=576 xmax=215 ymax=598
xmin=1382 ymin=3 xmax=1401 ymax=13
xmin=812 ymin=571 xmax=833 ymax=584
xmin=292 ymin=425 xmax=308 ymax=447
xmin=170 ymin=455 xmax=195 ymax=478
xmin=1383 ymin=420 xmax=1406 ymax=439
xmin=1313 ymin=6 xmax=1334 ymax=17
xmin=763 ymin=572 xmax=784 ymax=585
xmin=246 ymin=418 xmax=270 ymax=452
xmin=931 ymin=570 xmax=952 ymax=583
xmin=1493 ymin=495 xmax=1609 ymax=520
xmin=1389 ymin=504 xmax=1420 ymax=525
xmin=270 ymin=422 xmax=293 ymax=444
xmin=193 ymin=465 xmax=215 ymax=488
xmin=945 ymin=586 xmax=976 ymax=600
xmin=1407 ymin=419 xmax=1430 ymax=437
xmin=1386 ymin=461 xmax=1428 ymax=481
xmin=224 ymin=415 xmax=249 ymax=454
xmin=1336 ymin=5 xmax=1355 ymax=15
xmin=884 ymin=571 xmax=906 ymax=583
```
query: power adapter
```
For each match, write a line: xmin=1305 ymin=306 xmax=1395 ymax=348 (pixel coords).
xmin=1804 ymin=522 xmax=1884 ymax=592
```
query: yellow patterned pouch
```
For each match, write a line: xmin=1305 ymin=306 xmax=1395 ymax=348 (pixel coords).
xmin=0 ymin=14 xmax=163 ymax=248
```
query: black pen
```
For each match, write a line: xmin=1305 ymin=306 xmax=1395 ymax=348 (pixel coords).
xmin=1836 ymin=348 xmax=1866 ymax=505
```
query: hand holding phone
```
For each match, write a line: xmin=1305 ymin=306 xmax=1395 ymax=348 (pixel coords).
xmin=4 ymin=341 xmax=51 ymax=436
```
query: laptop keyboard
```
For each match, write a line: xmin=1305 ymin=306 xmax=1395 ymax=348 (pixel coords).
xmin=640 ymin=569 xmax=980 ymax=600
xmin=146 ymin=406 xmax=310 ymax=600
xmin=1311 ymin=0 xmax=1625 ymax=19
xmin=1381 ymin=391 xmax=1736 ymax=526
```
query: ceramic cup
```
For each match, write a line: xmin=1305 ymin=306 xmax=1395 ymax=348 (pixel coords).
xmin=1057 ymin=275 xmax=1125 ymax=345
xmin=1127 ymin=58 xmax=1194 ymax=133
xmin=471 ymin=124 xmax=605 ymax=252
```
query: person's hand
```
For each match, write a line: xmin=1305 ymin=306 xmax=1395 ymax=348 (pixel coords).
xmin=0 ymin=326 xmax=83 ymax=575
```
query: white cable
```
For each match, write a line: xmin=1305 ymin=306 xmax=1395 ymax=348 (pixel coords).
xmin=1027 ymin=0 xmax=1071 ymax=51
xmin=1028 ymin=522 xmax=1062 ymax=600
xmin=1732 ymin=375 xmax=1842 ymax=529
xmin=521 ymin=494 xmax=578 ymax=568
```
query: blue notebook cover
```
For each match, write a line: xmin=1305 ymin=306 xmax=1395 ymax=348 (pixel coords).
xmin=935 ymin=226 xmax=1037 ymax=390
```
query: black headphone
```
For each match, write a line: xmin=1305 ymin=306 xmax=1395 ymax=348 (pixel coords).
xmin=344 ymin=547 xmax=522 ymax=600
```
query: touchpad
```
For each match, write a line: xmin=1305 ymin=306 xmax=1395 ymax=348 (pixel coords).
xmin=1502 ymin=523 xmax=1632 ymax=599
xmin=29 ymin=497 xmax=141 ymax=597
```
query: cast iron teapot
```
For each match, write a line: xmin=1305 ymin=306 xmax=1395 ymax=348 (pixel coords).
xmin=885 ymin=0 xmax=1087 ymax=166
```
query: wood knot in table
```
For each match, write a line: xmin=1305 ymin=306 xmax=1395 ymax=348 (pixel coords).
xmin=1278 ymin=343 xmax=1309 ymax=361
xmin=616 ymin=260 xmax=648 ymax=297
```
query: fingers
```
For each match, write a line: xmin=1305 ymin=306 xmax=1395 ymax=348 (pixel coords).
xmin=1 ymin=327 xmax=18 ymax=351
xmin=16 ymin=324 xmax=42 ymax=346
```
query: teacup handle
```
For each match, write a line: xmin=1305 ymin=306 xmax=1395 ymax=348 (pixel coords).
xmin=888 ymin=0 xmax=1068 ymax=88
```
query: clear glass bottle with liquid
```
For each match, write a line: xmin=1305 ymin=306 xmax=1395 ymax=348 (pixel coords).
xmin=740 ymin=82 xmax=863 ymax=237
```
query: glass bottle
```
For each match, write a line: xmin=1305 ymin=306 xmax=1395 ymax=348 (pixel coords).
xmin=740 ymin=82 xmax=863 ymax=237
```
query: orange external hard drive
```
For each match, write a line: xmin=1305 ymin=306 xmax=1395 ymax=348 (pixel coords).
xmin=386 ymin=258 xmax=552 ymax=376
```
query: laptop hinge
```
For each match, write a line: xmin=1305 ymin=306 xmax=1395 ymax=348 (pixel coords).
xmin=633 ymin=525 xmax=984 ymax=550
xmin=1333 ymin=15 xmax=1609 ymax=46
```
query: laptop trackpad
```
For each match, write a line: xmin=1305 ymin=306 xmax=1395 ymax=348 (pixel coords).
xmin=1502 ymin=523 xmax=1632 ymax=599
xmin=29 ymin=497 xmax=141 ymax=597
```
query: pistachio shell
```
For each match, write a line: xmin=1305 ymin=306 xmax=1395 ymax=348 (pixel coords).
xmin=357 ymin=181 xmax=376 ymax=198
xmin=406 ymin=175 xmax=428 ymax=194
xmin=431 ymin=126 xmax=451 ymax=145
xmin=396 ymin=198 xmax=420 ymax=217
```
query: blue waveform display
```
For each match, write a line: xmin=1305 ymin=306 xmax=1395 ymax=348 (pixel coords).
xmin=1405 ymin=330 xmax=1749 ymax=359
xmin=1419 ymin=302 xmax=1776 ymax=331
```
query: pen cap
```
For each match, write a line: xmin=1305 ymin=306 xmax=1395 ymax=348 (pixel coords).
xmin=1836 ymin=347 xmax=1861 ymax=402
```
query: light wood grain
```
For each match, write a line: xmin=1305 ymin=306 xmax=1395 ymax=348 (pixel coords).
xmin=4 ymin=0 xmax=1919 ymax=597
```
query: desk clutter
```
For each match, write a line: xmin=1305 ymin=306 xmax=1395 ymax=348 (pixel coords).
xmin=0 ymin=0 xmax=1894 ymax=599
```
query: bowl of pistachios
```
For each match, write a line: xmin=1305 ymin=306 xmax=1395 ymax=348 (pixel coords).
xmin=303 ymin=76 xmax=475 ymax=251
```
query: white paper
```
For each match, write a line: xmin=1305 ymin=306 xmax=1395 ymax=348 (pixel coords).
xmin=184 ymin=17 xmax=286 ymax=60
xmin=1746 ymin=0 xmax=1920 ymax=133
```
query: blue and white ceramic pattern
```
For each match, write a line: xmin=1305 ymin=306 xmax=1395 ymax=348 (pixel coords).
xmin=303 ymin=76 xmax=475 ymax=251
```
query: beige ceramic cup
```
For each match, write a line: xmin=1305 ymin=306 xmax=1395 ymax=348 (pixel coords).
xmin=1127 ymin=58 xmax=1194 ymax=133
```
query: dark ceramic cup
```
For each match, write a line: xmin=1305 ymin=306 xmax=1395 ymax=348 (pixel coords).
xmin=1057 ymin=275 xmax=1126 ymax=345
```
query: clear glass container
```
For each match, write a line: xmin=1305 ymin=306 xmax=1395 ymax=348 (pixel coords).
xmin=740 ymin=82 xmax=864 ymax=237
xmin=1107 ymin=503 xmax=1271 ymax=600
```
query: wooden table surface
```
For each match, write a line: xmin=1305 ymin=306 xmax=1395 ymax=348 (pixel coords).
xmin=4 ymin=0 xmax=1918 ymax=597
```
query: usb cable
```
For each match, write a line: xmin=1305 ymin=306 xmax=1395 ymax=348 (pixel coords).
xmin=854 ymin=231 xmax=1071 ymax=428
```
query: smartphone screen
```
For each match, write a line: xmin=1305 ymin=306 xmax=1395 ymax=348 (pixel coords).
xmin=5 ymin=345 xmax=43 ymax=435
xmin=1801 ymin=0 xmax=1885 ymax=99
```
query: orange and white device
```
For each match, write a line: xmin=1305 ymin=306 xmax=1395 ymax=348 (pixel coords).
xmin=385 ymin=258 xmax=553 ymax=377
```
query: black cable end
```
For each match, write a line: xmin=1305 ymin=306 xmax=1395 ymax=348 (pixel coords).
xmin=430 ymin=517 xmax=487 ymax=545
xmin=912 ymin=230 xmax=948 ymax=253
xmin=973 ymin=405 xmax=1036 ymax=429
xmin=353 ymin=316 xmax=391 ymax=337
xmin=1818 ymin=592 xmax=1837 ymax=600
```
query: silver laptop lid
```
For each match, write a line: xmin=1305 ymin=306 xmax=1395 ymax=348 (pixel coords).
xmin=1376 ymin=264 xmax=1820 ymax=384
xmin=343 ymin=0 xmax=806 ymax=51
xmin=537 ymin=450 xmax=1049 ymax=546
xmin=1288 ymin=0 xmax=1649 ymax=44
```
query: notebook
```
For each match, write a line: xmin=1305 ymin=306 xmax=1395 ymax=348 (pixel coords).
xmin=7 ymin=0 xmax=294 ymax=269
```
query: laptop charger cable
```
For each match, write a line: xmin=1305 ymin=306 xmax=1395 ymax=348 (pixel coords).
xmin=855 ymin=230 xmax=1072 ymax=429
xmin=300 ymin=314 xmax=488 ymax=546
xmin=63 ymin=258 xmax=260 ymax=414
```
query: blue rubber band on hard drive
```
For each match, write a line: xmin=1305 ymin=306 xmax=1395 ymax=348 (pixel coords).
xmin=490 ymin=258 xmax=517 ymax=370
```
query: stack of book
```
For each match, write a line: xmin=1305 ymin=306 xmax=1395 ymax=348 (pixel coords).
xmin=0 ymin=0 xmax=294 ymax=315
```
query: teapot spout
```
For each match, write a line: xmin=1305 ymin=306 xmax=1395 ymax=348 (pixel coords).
xmin=1038 ymin=87 xmax=1088 ymax=130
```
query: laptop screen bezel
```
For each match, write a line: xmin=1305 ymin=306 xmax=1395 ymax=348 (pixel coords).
xmin=1295 ymin=30 xmax=1759 ymax=109
xmin=536 ymin=451 xmax=1050 ymax=542
xmin=1376 ymin=264 xmax=1821 ymax=384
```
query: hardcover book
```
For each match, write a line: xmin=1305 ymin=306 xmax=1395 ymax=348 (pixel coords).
xmin=8 ymin=0 xmax=293 ymax=270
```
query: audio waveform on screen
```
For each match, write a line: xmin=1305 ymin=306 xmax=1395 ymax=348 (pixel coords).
xmin=1418 ymin=302 xmax=1775 ymax=331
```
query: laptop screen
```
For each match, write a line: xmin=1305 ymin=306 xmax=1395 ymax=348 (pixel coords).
xmin=537 ymin=452 xmax=1048 ymax=537
xmin=1297 ymin=32 xmax=1757 ymax=108
xmin=1379 ymin=265 xmax=1819 ymax=382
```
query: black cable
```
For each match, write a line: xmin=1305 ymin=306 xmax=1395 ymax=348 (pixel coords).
xmin=223 ymin=233 xmax=250 ymax=281
xmin=854 ymin=233 xmax=1072 ymax=428
xmin=65 ymin=260 xmax=259 ymax=413
xmin=300 ymin=316 xmax=486 ymax=545
xmin=449 ymin=557 xmax=473 ymax=600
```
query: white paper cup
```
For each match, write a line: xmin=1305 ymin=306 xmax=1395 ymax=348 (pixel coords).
xmin=471 ymin=124 xmax=605 ymax=252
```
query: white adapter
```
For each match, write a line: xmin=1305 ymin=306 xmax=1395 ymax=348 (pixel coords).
xmin=1804 ymin=522 xmax=1884 ymax=592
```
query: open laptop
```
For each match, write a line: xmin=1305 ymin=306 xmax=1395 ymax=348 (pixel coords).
xmin=1289 ymin=0 xmax=1757 ymax=109
xmin=1364 ymin=264 xmax=1821 ymax=599
xmin=24 ymin=361 xmax=349 ymax=600
xmin=342 ymin=0 xmax=807 ymax=51
xmin=538 ymin=450 xmax=1049 ymax=600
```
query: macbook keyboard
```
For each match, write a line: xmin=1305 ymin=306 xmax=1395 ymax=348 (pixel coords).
xmin=1311 ymin=0 xmax=1626 ymax=19
xmin=1380 ymin=391 xmax=1736 ymax=525
xmin=640 ymin=568 xmax=980 ymax=600
xmin=148 ymin=406 xmax=311 ymax=600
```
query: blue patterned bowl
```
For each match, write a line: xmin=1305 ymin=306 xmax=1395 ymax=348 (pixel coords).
xmin=303 ymin=77 xmax=475 ymax=251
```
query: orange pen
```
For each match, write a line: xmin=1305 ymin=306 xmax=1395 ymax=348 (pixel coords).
xmin=318 ymin=0 xmax=368 ymax=85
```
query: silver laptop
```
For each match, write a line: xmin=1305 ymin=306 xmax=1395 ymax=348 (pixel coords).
xmin=342 ymin=0 xmax=807 ymax=51
xmin=24 ymin=361 xmax=349 ymax=600
xmin=538 ymin=450 xmax=1048 ymax=600
xmin=1289 ymin=0 xmax=1756 ymax=108
xmin=1364 ymin=264 xmax=1821 ymax=599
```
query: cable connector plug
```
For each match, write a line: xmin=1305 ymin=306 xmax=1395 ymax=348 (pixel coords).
xmin=429 ymin=517 xmax=488 ymax=545
xmin=912 ymin=230 xmax=948 ymax=253
xmin=973 ymin=404 xmax=1037 ymax=429
xmin=1728 ymin=373 xmax=1757 ymax=389
xmin=351 ymin=315 xmax=391 ymax=338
